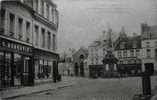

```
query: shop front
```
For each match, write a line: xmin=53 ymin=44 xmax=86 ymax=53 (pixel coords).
xmin=117 ymin=64 xmax=142 ymax=76
xmin=0 ymin=37 xmax=34 ymax=88
xmin=33 ymin=48 xmax=59 ymax=82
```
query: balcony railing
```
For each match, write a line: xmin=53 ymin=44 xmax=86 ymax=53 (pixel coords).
xmin=33 ymin=12 xmax=58 ymax=31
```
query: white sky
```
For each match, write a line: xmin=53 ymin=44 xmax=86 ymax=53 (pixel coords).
xmin=53 ymin=0 xmax=157 ymax=52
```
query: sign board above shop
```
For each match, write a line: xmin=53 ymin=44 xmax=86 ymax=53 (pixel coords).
xmin=0 ymin=37 xmax=32 ymax=55
xmin=33 ymin=48 xmax=59 ymax=60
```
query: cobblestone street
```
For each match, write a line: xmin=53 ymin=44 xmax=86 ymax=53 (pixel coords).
xmin=8 ymin=77 xmax=144 ymax=100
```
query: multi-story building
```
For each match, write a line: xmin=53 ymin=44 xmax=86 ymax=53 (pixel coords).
xmin=58 ymin=48 xmax=75 ymax=76
xmin=141 ymin=23 xmax=157 ymax=73
xmin=59 ymin=48 xmax=89 ymax=77
xmin=88 ymin=34 xmax=107 ymax=66
xmin=88 ymin=29 xmax=118 ymax=78
xmin=0 ymin=0 xmax=59 ymax=88
xmin=114 ymin=29 xmax=142 ymax=76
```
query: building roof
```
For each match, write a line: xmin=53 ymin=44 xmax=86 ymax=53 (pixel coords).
xmin=1 ymin=0 xmax=57 ymax=7
xmin=72 ymin=47 xmax=88 ymax=62
xmin=141 ymin=23 xmax=157 ymax=39
xmin=114 ymin=34 xmax=141 ymax=50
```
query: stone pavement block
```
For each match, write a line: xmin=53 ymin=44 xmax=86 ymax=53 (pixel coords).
xmin=0 ymin=76 xmax=76 ymax=100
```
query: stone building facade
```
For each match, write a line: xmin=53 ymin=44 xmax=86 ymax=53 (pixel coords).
xmin=73 ymin=48 xmax=88 ymax=77
xmin=114 ymin=29 xmax=142 ymax=76
xmin=88 ymin=33 xmax=108 ymax=66
xmin=141 ymin=23 xmax=157 ymax=73
xmin=58 ymin=49 xmax=75 ymax=76
xmin=0 ymin=0 xmax=59 ymax=88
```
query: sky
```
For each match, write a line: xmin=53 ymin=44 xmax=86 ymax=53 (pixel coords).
xmin=53 ymin=0 xmax=157 ymax=52
xmin=1 ymin=0 xmax=157 ymax=52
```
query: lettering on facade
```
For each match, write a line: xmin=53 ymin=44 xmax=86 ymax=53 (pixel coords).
xmin=0 ymin=38 xmax=32 ymax=53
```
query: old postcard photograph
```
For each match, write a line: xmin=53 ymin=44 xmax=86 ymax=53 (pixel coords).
xmin=0 ymin=0 xmax=157 ymax=100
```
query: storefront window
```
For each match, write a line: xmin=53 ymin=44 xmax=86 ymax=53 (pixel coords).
xmin=48 ymin=61 xmax=52 ymax=77
xmin=39 ymin=60 xmax=43 ymax=73
xmin=14 ymin=54 xmax=22 ymax=86
xmin=37 ymin=59 xmax=52 ymax=79
xmin=34 ymin=59 xmax=39 ymax=79
xmin=5 ymin=53 xmax=12 ymax=87
xmin=37 ymin=60 xmax=44 ymax=79
xmin=24 ymin=57 xmax=30 ymax=73
xmin=43 ymin=60 xmax=49 ymax=78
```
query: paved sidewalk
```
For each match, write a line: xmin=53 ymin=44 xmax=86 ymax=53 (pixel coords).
xmin=35 ymin=78 xmax=52 ymax=85
xmin=0 ymin=77 xmax=76 ymax=100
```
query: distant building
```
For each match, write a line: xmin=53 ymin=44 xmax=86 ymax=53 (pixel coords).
xmin=73 ymin=47 xmax=88 ymax=77
xmin=88 ymin=32 xmax=108 ymax=66
xmin=102 ymin=28 xmax=119 ymax=77
xmin=0 ymin=0 xmax=59 ymax=88
xmin=141 ymin=23 xmax=157 ymax=73
xmin=88 ymin=29 xmax=119 ymax=78
xmin=58 ymin=49 xmax=75 ymax=76
xmin=114 ymin=28 xmax=142 ymax=76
